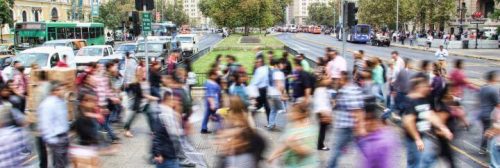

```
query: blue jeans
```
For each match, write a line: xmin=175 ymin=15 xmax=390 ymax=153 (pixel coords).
xmin=405 ymin=136 xmax=421 ymax=168
xmin=156 ymin=159 xmax=179 ymax=168
xmin=327 ymin=128 xmax=353 ymax=168
xmin=371 ymin=83 xmax=385 ymax=103
xmin=267 ymin=96 xmax=283 ymax=127
xmin=101 ymin=114 xmax=118 ymax=140
xmin=201 ymin=107 xmax=220 ymax=131
xmin=419 ymin=136 xmax=440 ymax=168
xmin=490 ymin=136 xmax=500 ymax=168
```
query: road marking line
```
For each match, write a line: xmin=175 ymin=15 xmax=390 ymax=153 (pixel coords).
xmin=462 ymin=140 xmax=483 ymax=151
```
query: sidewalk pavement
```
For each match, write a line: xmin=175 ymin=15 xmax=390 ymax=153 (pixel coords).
xmin=391 ymin=43 xmax=500 ymax=62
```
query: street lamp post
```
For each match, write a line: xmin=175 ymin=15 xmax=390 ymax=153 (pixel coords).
xmin=0 ymin=18 xmax=3 ymax=44
xmin=396 ymin=0 xmax=399 ymax=33
xmin=341 ymin=0 xmax=346 ymax=57
xmin=457 ymin=0 xmax=466 ymax=40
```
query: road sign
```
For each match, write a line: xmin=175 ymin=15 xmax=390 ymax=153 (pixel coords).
xmin=142 ymin=12 xmax=152 ymax=32
xmin=470 ymin=19 xmax=486 ymax=24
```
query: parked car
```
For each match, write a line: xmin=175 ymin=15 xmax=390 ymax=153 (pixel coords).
xmin=134 ymin=41 xmax=171 ymax=65
xmin=15 ymin=46 xmax=76 ymax=72
xmin=0 ymin=44 xmax=14 ymax=55
xmin=75 ymin=45 xmax=114 ymax=70
xmin=43 ymin=39 xmax=87 ymax=54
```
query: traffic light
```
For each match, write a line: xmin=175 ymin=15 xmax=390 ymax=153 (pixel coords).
xmin=135 ymin=0 xmax=154 ymax=11
xmin=346 ymin=2 xmax=356 ymax=27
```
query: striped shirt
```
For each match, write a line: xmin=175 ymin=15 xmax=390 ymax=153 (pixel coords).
xmin=334 ymin=83 xmax=365 ymax=128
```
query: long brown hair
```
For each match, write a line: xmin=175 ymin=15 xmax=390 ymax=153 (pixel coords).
xmin=227 ymin=96 xmax=250 ymax=128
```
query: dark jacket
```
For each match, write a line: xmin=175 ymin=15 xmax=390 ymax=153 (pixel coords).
xmin=152 ymin=116 xmax=177 ymax=159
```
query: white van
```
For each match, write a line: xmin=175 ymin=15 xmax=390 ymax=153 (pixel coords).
xmin=175 ymin=34 xmax=199 ymax=55
xmin=15 ymin=46 xmax=76 ymax=72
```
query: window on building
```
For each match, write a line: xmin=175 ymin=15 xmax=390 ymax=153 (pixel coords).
xmin=34 ymin=11 xmax=39 ymax=22
xmin=51 ymin=8 xmax=58 ymax=21
xmin=22 ymin=11 xmax=27 ymax=22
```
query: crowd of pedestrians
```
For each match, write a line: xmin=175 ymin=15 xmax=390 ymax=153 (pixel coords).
xmin=0 ymin=41 xmax=498 ymax=168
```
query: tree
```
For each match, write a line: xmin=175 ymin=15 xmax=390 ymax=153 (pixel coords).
xmin=165 ymin=2 xmax=189 ymax=25
xmin=306 ymin=2 xmax=337 ymax=26
xmin=95 ymin=0 xmax=133 ymax=36
xmin=199 ymin=0 xmax=282 ymax=35
xmin=0 ymin=0 xmax=14 ymax=43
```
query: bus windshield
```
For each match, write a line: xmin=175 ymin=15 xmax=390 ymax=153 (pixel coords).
xmin=357 ymin=26 xmax=370 ymax=34
xmin=15 ymin=32 xmax=46 ymax=48
xmin=15 ymin=53 xmax=49 ymax=67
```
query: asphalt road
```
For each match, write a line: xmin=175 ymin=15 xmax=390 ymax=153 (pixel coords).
xmin=277 ymin=33 xmax=499 ymax=85
xmin=276 ymin=32 xmax=495 ymax=168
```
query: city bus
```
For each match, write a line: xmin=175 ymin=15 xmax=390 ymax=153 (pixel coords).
xmin=14 ymin=22 xmax=105 ymax=51
xmin=151 ymin=22 xmax=177 ymax=37
xmin=346 ymin=24 xmax=371 ymax=43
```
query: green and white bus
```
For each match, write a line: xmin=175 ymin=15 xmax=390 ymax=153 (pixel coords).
xmin=14 ymin=22 xmax=105 ymax=51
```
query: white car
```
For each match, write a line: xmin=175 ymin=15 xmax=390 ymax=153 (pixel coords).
xmin=15 ymin=46 xmax=76 ymax=73
xmin=75 ymin=45 xmax=114 ymax=69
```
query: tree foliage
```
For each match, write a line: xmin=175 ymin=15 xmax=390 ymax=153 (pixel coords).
xmin=306 ymin=2 xmax=338 ymax=26
xmin=199 ymin=0 xmax=284 ymax=35
xmin=358 ymin=0 xmax=455 ymax=32
xmin=157 ymin=0 xmax=189 ymax=25
xmin=0 ymin=0 xmax=14 ymax=26
xmin=95 ymin=0 xmax=134 ymax=30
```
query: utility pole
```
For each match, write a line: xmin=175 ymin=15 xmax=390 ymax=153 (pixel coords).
xmin=396 ymin=0 xmax=399 ymax=33
xmin=341 ymin=0 xmax=346 ymax=57
xmin=144 ymin=1 xmax=149 ymax=80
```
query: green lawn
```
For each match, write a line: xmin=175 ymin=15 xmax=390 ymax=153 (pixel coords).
xmin=214 ymin=34 xmax=284 ymax=50
xmin=192 ymin=50 xmax=286 ymax=74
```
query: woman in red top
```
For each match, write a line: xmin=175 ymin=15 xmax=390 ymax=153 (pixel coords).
xmin=56 ymin=55 xmax=69 ymax=67
xmin=448 ymin=59 xmax=478 ymax=129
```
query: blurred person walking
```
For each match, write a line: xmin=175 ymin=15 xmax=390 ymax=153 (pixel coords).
xmin=435 ymin=45 xmax=448 ymax=69
xmin=290 ymin=61 xmax=313 ymax=103
xmin=37 ymin=81 xmax=70 ymax=168
xmin=280 ymin=52 xmax=293 ymax=95
xmin=268 ymin=103 xmax=318 ymax=168
xmin=325 ymin=50 xmax=347 ymax=89
xmin=327 ymin=72 xmax=365 ymax=168
xmin=71 ymin=93 xmax=102 ymax=167
xmin=402 ymin=78 xmax=453 ymax=168
xmin=296 ymin=54 xmax=312 ymax=73
xmin=449 ymin=59 xmax=477 ymax=129
xmin=201 ymin=69 xmax=222 ymax=134
xmin=266 ymin=59 xmax=286 ymax=130
xmin=123 ymin=52 xmax=138 ymax=87
xmin=313 ymin=77 xmax=333 ymax=151
xmin=93 ymin=64 xmax=121 ymax=143
xmin=215 ymin=96 xmax=266 ymax=168
xmin=0 ymin=100 xmax=29 ymax=167
xmin=152 ymin=90 xmax=181 ymax=168
xmin=250 ymin=58 xmax=270 ymax=121
xmin=479 ymin=71 xmax=500 ymax=155
xmin=356 ymin=97 xmax=400 ymax=168
xmin=124 ymin=67 xmax=159 ymax=137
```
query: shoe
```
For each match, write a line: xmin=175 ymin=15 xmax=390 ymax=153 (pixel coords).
xmin=124 ymin=131 xmax=134 ymax=138
xmin=200 ymin=129 xmax=212 ymax=134
xmin=318 ymin=147 xmax=330 ymax=151
xmin=111 ymin=138 xmax=121 ymax=144
xmin=179 ymin=159 xmax=196 ymax=167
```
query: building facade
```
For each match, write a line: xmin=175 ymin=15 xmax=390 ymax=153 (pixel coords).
xmin=448 ymin=0 xmax=500 ymax=32
xmin=2 ymin=0 xmax=97 ymax=39
xmin=165 ymin=0 xmax=208 ymax=27
xmin=288 ymin=0 xmax=332 ymax=25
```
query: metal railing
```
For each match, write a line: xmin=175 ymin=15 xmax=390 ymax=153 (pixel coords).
xmin=283 ymin=45 xmax=318 ymax=67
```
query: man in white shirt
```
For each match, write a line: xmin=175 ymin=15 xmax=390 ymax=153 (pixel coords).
xmin=435 ymin=45 xmax=449 ymax=68
xmin=266 ymin=59 xmax=286 ymax=130
xmin=426 ymin=34 xmax=434 ymax=50
xmin=250 ymin=58 xmax=270 ymax=119
xmin=1 ymin=61 xmax=21 ymax=83
xmin=391 ymin=51 xmax=405 ymax=84
xmin=325 ymin=50 xmax=347 ymax=89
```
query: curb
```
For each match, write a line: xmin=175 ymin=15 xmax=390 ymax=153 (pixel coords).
xmin=391 ymin=44 xmax=500 ymax=62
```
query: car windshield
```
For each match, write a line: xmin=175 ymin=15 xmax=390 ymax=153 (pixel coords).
xmin=137 ymin=43 xmax=163 ymax=52
xmin=176 ymin=37 xmax=193 ymax=43
xmin=77 ymin=48 xmax=103 ymax=56
xmin=43 ymin=42 xmax=66 ymax=47
xmin=116 ymin=45 xmax=136 ymax=52
xmin=15 ymin=53 xmax=49 ymax=67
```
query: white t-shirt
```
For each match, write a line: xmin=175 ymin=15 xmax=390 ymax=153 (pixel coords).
xmin=268 ymin=70 xmax=285 ymax=96
xmin=313 ymin=87 xmax=333 ymax=114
